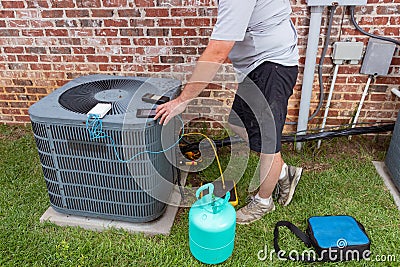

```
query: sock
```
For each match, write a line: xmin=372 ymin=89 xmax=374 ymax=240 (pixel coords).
xmin=255 ymin=193 xmax=272 ymax=205
xmin=279 ymin=163 xmax=288 ymax=180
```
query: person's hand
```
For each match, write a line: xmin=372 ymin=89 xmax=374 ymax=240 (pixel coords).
xmin=154 ymin=97 xmax=189 ymax=125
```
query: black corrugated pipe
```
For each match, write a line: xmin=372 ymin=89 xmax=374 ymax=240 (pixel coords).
xmin=349 ymin=6 xmax=400 ymax=46
xmin=179 ymin=124 xmax=395 ymax=153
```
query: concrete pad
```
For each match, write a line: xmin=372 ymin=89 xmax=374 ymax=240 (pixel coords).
xmin=372 ymin=161 xmax=400 ymax=210
xmin=40 ymin=182 xmax=186 ymax=235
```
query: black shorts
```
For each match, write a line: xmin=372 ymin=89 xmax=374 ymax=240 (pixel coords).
xmin=228 ymin=61 xmax=298 ymax=154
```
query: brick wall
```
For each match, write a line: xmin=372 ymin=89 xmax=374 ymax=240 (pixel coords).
xmin=0 ymin=0 xmax=399 ymax=134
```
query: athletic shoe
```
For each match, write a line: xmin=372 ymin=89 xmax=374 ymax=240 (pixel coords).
xmin=276 ymin=165 xmax=303 ymax=206
xmin=236 ymin=196 xmax=275 ymax=225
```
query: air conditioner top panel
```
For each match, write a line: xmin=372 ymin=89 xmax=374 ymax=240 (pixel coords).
xmin=29 ymin=75 xmax=181 ymax=128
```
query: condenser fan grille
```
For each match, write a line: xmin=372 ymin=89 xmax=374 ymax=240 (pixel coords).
xmin=58 ymin=79 xmax=145 ymax=115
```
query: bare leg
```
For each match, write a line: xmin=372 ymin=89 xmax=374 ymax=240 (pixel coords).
xmin=258 ymin=152 xmax=284 ymax=198
xmin=229 ymin=123 xmax=283 ymax=196
xmin=236 ymin=150 xmax=283 ymax=224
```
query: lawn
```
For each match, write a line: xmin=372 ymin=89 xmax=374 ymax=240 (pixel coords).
xmin=0 ymin=124 xmax=399 ymax=266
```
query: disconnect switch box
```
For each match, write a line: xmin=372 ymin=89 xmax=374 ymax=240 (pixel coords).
xmin=360 ymin=38 xmax=396 ymax=76
xmin=332 ymin=42 xmax=364 ymax=65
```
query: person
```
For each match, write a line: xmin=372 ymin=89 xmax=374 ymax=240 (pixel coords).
xmin=154 ymin=0 xmax=302 ymax=224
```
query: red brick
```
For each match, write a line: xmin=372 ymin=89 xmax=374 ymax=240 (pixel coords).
xmin=122 ymin=64 xmax=145 ymax=72
xmin=160 ymin=56 xmax=184 ymax=63
xmin=135 ymin=0 xmax=155 ymax=7
xmin=0 ymin=29 xmax=20 ymax=36
xmin=133 ymin=38 xmax=156 ymax=46
xmin=199 ymin=28 xmax=213 ymax=36
xmin=86 ymin=55 xmax=109 ymax=63
xmin=95 ymin=29 xmax=118 ymax=36
xmin=118 ymin=9 xmax=141 ymax=17
xmin=171 ymin=28 xmax=197 ymax=36
xmin=376 ymin=5 xmax=400 ymax=15
xmin=110 ymin=55 xmax=133 ymax=63
xmin=146 ymin=8 xmax=169 ymax=17
xmin=103 ymin=0 xmax=127 ymax=7
xmin=172 ymin=47 xmax=197 ymax=55
xmin=49 ymin=47 xmax=72 ymax=54
xmin=198 ymin=7 xmax=217 ymax=17
xmin=148 ymin=65 xmax=170 ymax=72
xmin=66 ymin=9 xmax=90 ymax=17
xmin=99 ymin=64 xmax=122 ymax=72
xmin=121 ymin=47 xmax=135 ymax=54
xmin=120 ymin=28 xmax=144 ymax=36
xmin=158 ymin=38 xmax=182 ymax=46
xmin=171 ymin=8 xmax=196 ymax=16
xmin=3 ymin=47 xmax=24 ymax=53
xmin=104 ymin=19 xmax=129 ymax=27
xmin=158 ymin=18 xmax=182 ymax=27
xmin=184 ymin=18 xmax=211 ymax=27
xmin=21 ymin=29 xmax=44 ymax=36
xmin=40 ymin=55 xmax=62 ymax=62
xmin=45 ymin=29 xmax=68 ymax=36
xmin=2 ymin=1 xmax=25 ymax=8
xmin=69 ymin=29 xmax=94 ymax=37
xmin=26 ymin=1 xmax=49 ymax=8
xmin=75 ymin=64 xmax=98 ymax=72
xmin=50 ymin=0 xmax=75 ymax=8
xmin=107 ymin=38 xmax=131 ymax=45
xmin=0 ymin=10 xmax=15 ymax=18
xmin=17 ymin=55 xmax=39 ymax=62
xmin=41 ymin=9 xmax=64 ymax=18
xmin=130 ymin=18 xmax=155 ymax=27
xmin=30 ymin=64 xmax=52 ymax=70
xmin=62 ymin=55 xmax=85 ymax=62
xmin=91 ymin=9 xmax=114 ymax=17
xmin=59 ymin=38 xmax=81 ymax=45
xmin=10 ymin=102 xmax=29 ymax=108
xmin=14 ymin=115 xmax=30 ymax=122
xmin=76 ymin=0 xmax=101 ymax=8
xmin=2 ymin=108 xmax=21 ymax=115
xmin=72 ymin=47 xmax=95 ymax=54
xmin=30 ymin=20 xmax=54 ymax=28
xmin=183 ymin=37 xmax=208 ymax=46
xmin=15 ymin=9 xmax=40 ymax=18
xmin=147 ymin=28 xmax=169 ymax=36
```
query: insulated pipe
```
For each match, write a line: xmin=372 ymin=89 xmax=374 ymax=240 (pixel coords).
xmin=352 ymin=75 xmax=373 ymax=129
xmin=296 ymin=6 xmax=324 ymax=151
xmin=317 ymin=64 xmax=340 ymax=148
xmin=392 ymin=88 xmax=400 ymax=98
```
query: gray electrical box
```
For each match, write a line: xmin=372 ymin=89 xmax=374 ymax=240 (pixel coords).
xmin=332 ymin=42 xmax=364 ymax=65
xmin=306 ymin=0 xmax=367 ymax=6
xmin=360 ymin=38 xmax=396 ymax=76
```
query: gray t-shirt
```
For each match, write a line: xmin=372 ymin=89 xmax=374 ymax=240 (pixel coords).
xmin=211 ymin=0 xmax=299 ymax=81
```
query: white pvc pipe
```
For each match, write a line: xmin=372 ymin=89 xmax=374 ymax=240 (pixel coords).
xmin=317 ymin=64 xmax=340 ymax=148
xmin=392 ymin=88 xmax=400 ymax=98
xmin=296 ymin=6 xmax=324 ymax=151
xmin=352 ymin=75 xmax=372 ymax=128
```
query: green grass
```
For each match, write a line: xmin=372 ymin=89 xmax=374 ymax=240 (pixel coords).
xmin=1 ymin=124 xmax=399 ymax=266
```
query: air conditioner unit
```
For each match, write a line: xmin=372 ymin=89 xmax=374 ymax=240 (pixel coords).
xmin=29 ymin=74 xmax=181 ymax=222
xmin=386 ymin=112 xmax=400 ymax=192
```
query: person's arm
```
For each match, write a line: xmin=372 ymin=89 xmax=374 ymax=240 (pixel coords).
xmin=154 ymin=39 xmax=235 ymax=125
